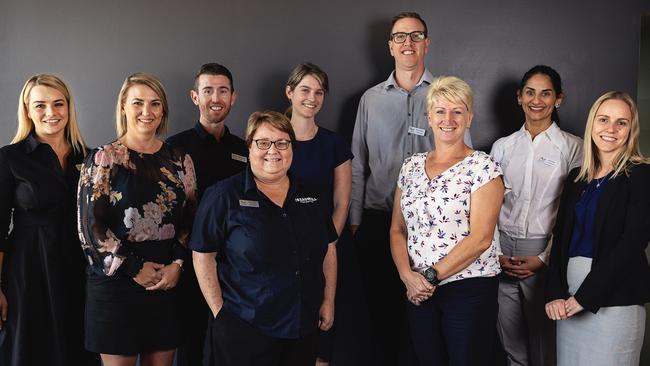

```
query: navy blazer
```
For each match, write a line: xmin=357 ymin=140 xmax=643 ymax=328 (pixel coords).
xmin=546 ymin=163 xmax=650 ymax=313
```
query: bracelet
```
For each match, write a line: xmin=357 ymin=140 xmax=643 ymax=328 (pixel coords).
xmin=173 ymin=259 xmax=184 ymax=269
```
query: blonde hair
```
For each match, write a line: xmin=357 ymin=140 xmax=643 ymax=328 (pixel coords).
xmin=14 ymin=74 xmax=86 ymax=154
xmin=426 ymin=76 xmax=473 ymax=113
xmin=576 ymin=91 xmax=648 ymax=182
xmin=245 ymin=111 xmax=296 ymax=148
xmin=115 ymin=72 xmax=169 ymax=137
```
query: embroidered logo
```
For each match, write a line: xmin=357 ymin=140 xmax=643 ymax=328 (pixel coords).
xmin=294 ymin=197 xmax=317 ymax=204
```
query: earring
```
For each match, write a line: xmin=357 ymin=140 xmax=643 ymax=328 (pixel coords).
xmin=555 ymin=104 xmax=560 ymax=109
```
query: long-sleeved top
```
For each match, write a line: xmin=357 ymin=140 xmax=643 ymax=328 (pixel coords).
xmin=546 ymin=165 xmax=650 ymax=313
xmin=350 ymin=69 xmax=472 ymax=225
xmin=490 ymin=122 xmax=582 ymax=263
xmin=77 ymin=141 xmax=197 ymax=277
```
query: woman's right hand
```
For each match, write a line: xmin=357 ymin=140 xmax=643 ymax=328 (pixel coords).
xmin=133 ymin=261 xmax=164 ymax=288
xmin=0 ymin=289 xmax=7 ymax=329
xmin=545 ymin=299 xmax=568 ymax=321
xmin=401 ymin=270 xmax=435 ymax=305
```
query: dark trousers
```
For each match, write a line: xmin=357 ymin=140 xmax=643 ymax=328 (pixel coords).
xmin=209 ymin=309 xmax=318 ymax=366
xmin=355 ymin=209 xmax=413 ymax=366
xmin=176 ymin=260 xmax=211 ymax=366
xmin=407 ymin=276 xmax=499 ymax=366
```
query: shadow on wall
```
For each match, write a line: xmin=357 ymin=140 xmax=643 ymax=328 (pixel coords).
xmin=337 ymin=17 xmax=394 ymax=143
xmin=257 ymin=69 xmax=290 ymax=115
xmin=487 ymin=78 xmax=522 ymax=151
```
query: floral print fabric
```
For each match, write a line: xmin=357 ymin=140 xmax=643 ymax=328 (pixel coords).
xmin=398 ymin=150 xmax=502 ymax=285
xmin=78 ymin=140 xmax=197 ymax=276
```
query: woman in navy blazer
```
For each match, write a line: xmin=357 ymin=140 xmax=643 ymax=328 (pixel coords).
xmin=545 ymin=91 xmax=650 ymax=366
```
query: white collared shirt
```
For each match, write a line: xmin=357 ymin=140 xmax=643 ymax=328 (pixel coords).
xmin=490 ymin=122 xmax=582 ymax=263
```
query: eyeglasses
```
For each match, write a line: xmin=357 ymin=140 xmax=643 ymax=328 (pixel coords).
xmin=390 ymin=31 xmax=427 ymax=43
xmin=253 ymin=139 xmax=291 ymax=150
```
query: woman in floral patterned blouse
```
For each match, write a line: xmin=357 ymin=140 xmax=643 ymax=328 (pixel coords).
xmin=77 ymin=73 xmax=197 ymax=366
xmin=389 ymin=76 xmax=504 ymax=365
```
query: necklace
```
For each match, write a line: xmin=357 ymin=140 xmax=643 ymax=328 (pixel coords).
xmin=595 ymin=175 xmax=608 ymax=188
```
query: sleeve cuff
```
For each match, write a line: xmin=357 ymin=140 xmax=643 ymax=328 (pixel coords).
xmin=119 ymin=255 xmax=144 ymax=278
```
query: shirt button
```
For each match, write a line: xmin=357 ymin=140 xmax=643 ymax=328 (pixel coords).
xmin=282 ymin=213 xmax=288 ymax=218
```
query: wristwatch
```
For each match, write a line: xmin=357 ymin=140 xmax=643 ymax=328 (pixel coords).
xmin=423 ymin=266 xmax=441 ymax=285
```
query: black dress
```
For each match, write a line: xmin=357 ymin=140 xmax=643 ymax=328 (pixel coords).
xmin=77 ymin=141 xmax=196 ymax=355
xmin=0 ymin=134 xmax=99 ymax=366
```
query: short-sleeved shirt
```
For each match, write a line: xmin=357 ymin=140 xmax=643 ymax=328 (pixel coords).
xmin=166 ymin=123 xmax=247 ymax=201
xmin=289 ymin=126 xmax=353 ymax=214
xmin=398 ymin=151 xmax=502 ymax=285
xmin=189 ymin=167 xmax=338 ymax=338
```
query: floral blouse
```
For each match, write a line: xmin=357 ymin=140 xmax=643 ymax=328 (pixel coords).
xmin=398 ymin=150 xmax=502 ymax=285
xmin=78 ymin=140 xmax=197 ymax=277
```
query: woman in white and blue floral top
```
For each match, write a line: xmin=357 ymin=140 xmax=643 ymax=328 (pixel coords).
xmin=390 ymin=76 xmax=504 ymax=365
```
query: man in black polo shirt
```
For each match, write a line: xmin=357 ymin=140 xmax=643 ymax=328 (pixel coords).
xmin=167 ymin=63 xmax=248 ymax=200
xmin=167 ymin=63 xmax=247 ymax=366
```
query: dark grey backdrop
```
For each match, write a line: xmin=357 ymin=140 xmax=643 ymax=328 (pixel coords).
xmin=1 ymin=0 xmax=648 ymax=151
xmin=1 ymin=0 xmax=649 ymax=364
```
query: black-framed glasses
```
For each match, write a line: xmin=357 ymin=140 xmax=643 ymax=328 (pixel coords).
xmin=253 ymin=139 xmax=291 ymax=150
xmin=390 ymin=31 xmax=427 ymax=43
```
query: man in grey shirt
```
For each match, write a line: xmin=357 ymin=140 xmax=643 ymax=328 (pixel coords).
xmin=350 ymin=11 xmax=471 ymax=366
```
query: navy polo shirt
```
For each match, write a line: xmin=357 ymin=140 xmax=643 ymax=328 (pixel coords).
xmin=166 ymin=122 xmax=248 ymax=200
xmin=189 ymin=166 xmax=338 ymax=339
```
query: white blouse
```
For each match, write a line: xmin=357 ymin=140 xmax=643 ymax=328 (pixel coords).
xmin=398 ymin=151 xmax=502 ymax=285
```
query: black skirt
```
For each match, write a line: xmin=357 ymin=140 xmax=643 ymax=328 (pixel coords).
xmin=84 ymin=241 xmax=181 ymax=355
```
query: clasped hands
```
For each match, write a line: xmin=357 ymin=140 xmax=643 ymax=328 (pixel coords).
xmin=133 ymin=261 xmax=182 ymax=291
xmin=403 ymin=270 xmax=435 ymax=306
xmin=499 ymin=255 xmax=544 ymax=279
xmin=545 ymin=296 xmax=584 ymax=320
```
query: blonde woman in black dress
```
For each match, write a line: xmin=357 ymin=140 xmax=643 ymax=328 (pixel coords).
xmin=0 ymin=74 xmax=98 ymax=366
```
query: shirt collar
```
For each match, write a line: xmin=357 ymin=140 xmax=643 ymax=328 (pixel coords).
xmin=519 ymin=121 xmax=563 ymax=146
xmin=384 ymin=69 xmax=434 ymax=91
xmin=193 ymin=122 xmax=232 ymax=141
xmin=243 ymin=164 xmax=300 ymax=203
xmin=24 ymin=132 xmax=42 ymax=154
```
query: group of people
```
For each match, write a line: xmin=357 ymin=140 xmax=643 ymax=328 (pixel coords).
xmin=0 ymin=10 xmax=647 ymax=366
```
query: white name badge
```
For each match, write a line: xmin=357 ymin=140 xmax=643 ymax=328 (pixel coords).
xmin=231 ymin=153 xmax=248 ymax=163
xmin=239 ymin=199 xmax=259 ymax=208
xmin=408 ymin=126 xmax=426 ymax=136
xmin=539 ymin=157 xmax=558 ymax=167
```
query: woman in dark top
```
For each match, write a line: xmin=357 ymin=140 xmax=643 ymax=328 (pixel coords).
xmin=77 ymin=73 xmax=196 ymax=366
xmin=285 ymin=63 xmax=352 ymax=366
xmin=0 ymin=74 xmax=98 ymax=366
xmin=191 ymin=111 xmax=338 ymax=366
xmin=545 ymin=91 xmax=650 ymax=365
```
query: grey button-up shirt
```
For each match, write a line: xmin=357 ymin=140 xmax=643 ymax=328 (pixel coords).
xmin=350 ymin=70 xmax=472 ymax=225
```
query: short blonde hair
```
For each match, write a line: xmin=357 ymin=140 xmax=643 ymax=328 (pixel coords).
xmin=576 ymin=91 xmax=648 ymax=182
xmin=115 ymin=72 xmax=169 ymax=138
xmin=426 ymin=76 xmax=474 ymax=113
xmin=245 ymin=111 xmax=296 ymax=148
xmin=14 ymin=74 xmax=86 ymax=154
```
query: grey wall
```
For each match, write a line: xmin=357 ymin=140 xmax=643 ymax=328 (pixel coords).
xmin=2 ymin=0 xmax=649 ymax=364
xmin=0 ymin=0 xmax=646 ymax=152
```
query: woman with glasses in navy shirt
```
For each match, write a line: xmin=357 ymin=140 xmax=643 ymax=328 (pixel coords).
xmin=191 ymin=111 xmax=338 ymax=366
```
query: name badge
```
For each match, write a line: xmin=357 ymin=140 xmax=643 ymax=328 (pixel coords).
xmin=408 ymin=126 xmax=426 ymax=136
xmin=539 ymin=157 xmax=558 ymax=167
xmin=231 ymin=153 xmax=248 ymax=163
xmin=239 ymin=199 xmax=259 ymax=208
